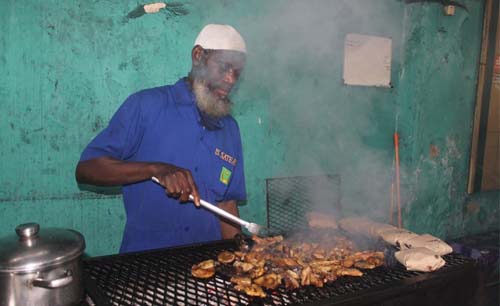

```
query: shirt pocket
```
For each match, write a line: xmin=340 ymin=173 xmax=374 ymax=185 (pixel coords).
xmin=208 ymin=154 xmax=236 ymax=202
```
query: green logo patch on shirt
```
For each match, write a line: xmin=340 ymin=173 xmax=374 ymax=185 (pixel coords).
xmin=220 ymin=167 xmax=232 ymax=185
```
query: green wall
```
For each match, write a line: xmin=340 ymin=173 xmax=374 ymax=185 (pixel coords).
xmin=397 ymin=2 xmax=499 ymax=237
xmin=1 ymin=0 xmax=498 ymax=256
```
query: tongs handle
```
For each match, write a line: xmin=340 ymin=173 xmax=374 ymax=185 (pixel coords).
xmin=195 ymin=197 xmax=251 ymax=227
xmin=151 ymin=176 xmax=250 ymax=227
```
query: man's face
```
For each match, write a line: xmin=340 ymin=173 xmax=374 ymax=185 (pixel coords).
xmin=191 ymin=48 xmax=246 ymax=118
xmin=201 ymin=50 xmax=246 ymax=99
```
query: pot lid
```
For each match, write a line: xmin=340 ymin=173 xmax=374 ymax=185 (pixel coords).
xmin=0 ymin=223 xmax=85 ymax=273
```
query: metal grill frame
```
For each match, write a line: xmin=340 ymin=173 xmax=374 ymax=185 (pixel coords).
xmin=83 ymin=239 xmax=477 ymax=306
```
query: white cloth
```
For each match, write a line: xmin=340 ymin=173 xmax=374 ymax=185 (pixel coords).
xmin=194 ymin=24 xmax=246 ymax=53
xmin=399 ymin=234 xmax=453 ymax=256
xmin=395 ymin=247 xmax=446 ymax=272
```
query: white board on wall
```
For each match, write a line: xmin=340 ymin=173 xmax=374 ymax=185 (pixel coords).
xmin=343 ymin=33 xmax=392 ymax=87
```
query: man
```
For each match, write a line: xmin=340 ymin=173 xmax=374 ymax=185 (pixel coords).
xmin=75 ymin=24 xmax=247 ymax=253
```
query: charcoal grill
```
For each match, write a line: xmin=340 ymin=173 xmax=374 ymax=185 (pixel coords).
xmin=83 ymin=239 xmax=478 ymax=306
xmin=83 ymin=175 xmax=479 ymax=305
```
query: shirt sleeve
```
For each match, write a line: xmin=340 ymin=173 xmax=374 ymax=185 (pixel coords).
xmin=80 ymin=93 xmax=145 ymax=162
xmin=223 ymin=126 xmax=247 ymax=202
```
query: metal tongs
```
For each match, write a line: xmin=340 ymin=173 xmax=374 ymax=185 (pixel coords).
xmin=151 ymin=177 xmax=262 ymax=235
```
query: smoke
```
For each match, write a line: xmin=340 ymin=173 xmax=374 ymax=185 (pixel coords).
xmin=234 ymin=0 xmax=407 ymax=226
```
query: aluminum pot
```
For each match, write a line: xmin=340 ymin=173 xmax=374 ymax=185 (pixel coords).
xmin=0 ymin=223 xmax=85 ymax=306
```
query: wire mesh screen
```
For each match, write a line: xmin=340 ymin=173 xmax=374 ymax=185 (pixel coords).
xmin=266 ymin=175 xmax=341 ymax=234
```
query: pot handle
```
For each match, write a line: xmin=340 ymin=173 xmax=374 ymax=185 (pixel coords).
xmin=32 ymin=270 xmax=73 ymax=289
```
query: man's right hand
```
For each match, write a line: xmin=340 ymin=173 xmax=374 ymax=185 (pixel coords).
xmin=152 ymin=164 xmax=201 ymax=206
xmin=75 ymin=157 xmax=201 ymax=206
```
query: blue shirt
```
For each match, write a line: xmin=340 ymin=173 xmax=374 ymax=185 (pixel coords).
xmin=80 ymin=79 xmax=246 ymax=253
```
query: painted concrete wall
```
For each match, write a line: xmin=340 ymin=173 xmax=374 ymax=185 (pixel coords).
xmin=0 ymin=0 xmax=497 ymax=256
xmin=397 ymin=2 xmax=499 ymax=238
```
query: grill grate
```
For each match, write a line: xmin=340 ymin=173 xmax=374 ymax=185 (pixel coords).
xmin=83 ymin=240 xmax=474 ymax=306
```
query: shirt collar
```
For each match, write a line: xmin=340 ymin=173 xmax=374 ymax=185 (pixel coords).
xmin=172 ymin=78 xmax=196 ymax=105
xmin=172 ymin=78 xmax=225 ymax=130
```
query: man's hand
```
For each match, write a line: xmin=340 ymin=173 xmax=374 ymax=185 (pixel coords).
xmin=153 ymin=164 xmax=201 ymax=206
xmin=75 ymin=157 xmax=200 ymax=206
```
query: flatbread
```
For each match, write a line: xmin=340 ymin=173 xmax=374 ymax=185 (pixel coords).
xmin=395 ymin=247 xmax=446 ymax=272
xmin=379 ymin=228 xmax=419 ymax=246
xmin=399 ymin=234 xmax=453 ymax=256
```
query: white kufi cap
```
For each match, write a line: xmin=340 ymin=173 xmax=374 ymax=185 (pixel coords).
xmin=194 ymin=24 xmax=246 ymax=53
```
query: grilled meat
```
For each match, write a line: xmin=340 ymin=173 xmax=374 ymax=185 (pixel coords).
xmin=191 ymin=233 xmax=384 ymax=297
xmin=343 ymin=258 xmax=354 ymax=268
xmin=234 ymin=284 xmax=266 ymax=298
xmin=300 ymin=266 xmax=312 ymax=286
xmin=233 ymin=260 xmax=254 ymax=273
xmin=354 ymin=260 xmax=376 ymax=269
xmin=283 ymin=274 xmax=300 ymax=289
xmin=309 ymin=272 xmax=324 ymax=287
xmin=271 ymin=257 xmax=299 ymax=267
xmin=252 ymin=235 xmax=284 ymax=246
xmin=336 ymin=268 xmax=363 ymax=277
xmin=249 ymin=264 xmax=266 ymax=278
xmin=191 ymin=259 xmax=216 ymax=279
xmin=218 ymin=251 xmax=236 ymax=264
xmin=230 ymin=276 xmax=252 ymax=287
xmin=254 ymin=273 xmax=282 ymax=289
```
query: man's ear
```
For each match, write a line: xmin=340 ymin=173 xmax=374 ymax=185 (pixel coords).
xmin=192 ymin=45 xmax=204 ymax=66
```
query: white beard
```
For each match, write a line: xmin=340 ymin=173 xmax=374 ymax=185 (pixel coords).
xmin=192 ymin=80 xmax=232 ymax=118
